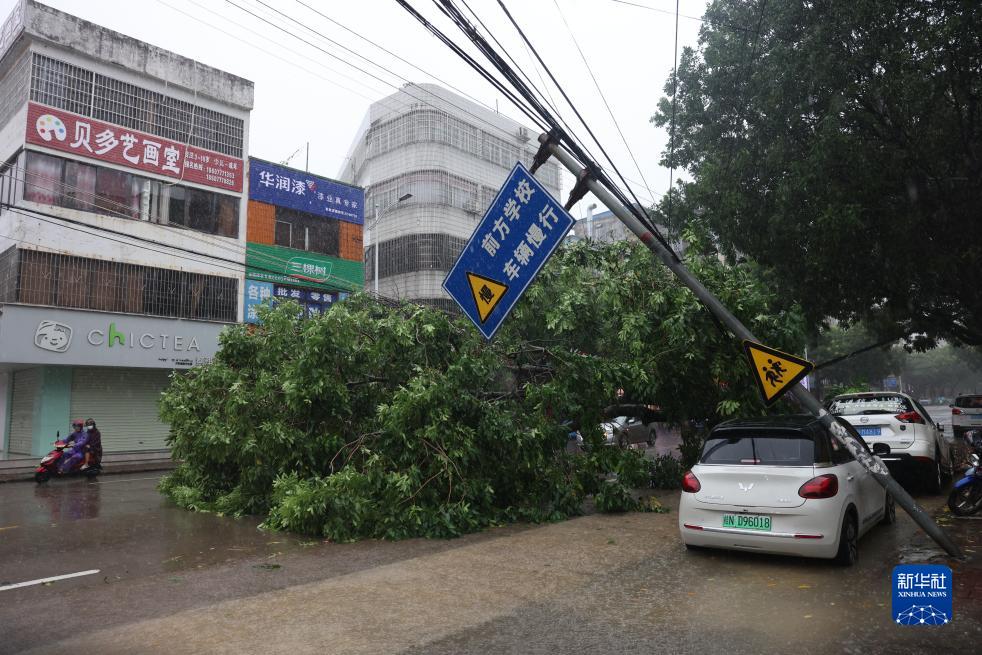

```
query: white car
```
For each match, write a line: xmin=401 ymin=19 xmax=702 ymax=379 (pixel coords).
xmin=828 ymin=392 xmax=953 ymax=493
xmin=678 ymin=415 xmax=893 ymax=565
xmin=952 ymin=394 xmax=982 ymax=439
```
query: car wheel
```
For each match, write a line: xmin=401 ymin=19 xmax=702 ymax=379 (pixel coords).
xmin=835 ymin=513 xmax=859 ymax=566
xmin=880 ymin=492 xmax=896 ymax=525
xmin=925 ymin=453 xmax=943 ymax=494
xmin=646 ymin=428 xmax=656 ymax=447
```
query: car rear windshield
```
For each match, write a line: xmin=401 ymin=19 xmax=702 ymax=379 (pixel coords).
xmin=828 ymin=395 xmax=911 ymax=416
xmin=700 ymin=431 xmax=815 ymax=466
xmin=955 ymin=396 xmax=982 ymax=409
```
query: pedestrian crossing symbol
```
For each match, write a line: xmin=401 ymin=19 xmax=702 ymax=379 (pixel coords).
xmin=743 ymin=340 xmax=813 ymax=406
xmin=467 ymin=272 xmax=508 ymax=323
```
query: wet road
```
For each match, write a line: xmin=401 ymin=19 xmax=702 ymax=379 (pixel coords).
xmin=1 ymin=473 xmax=980 ymax=654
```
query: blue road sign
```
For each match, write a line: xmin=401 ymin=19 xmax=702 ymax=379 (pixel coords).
xmin=444 ymin=162 xmax=574 ymax=339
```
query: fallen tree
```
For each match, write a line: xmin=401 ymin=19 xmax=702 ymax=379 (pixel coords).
xmin=159 ymin=240 xmax=804 ymax=541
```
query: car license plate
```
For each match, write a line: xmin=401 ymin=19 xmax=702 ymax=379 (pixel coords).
xmin=722 ymin=514 xmax=772 ymax=531
xmin=858 ymin=427 xmax=881 ymax=436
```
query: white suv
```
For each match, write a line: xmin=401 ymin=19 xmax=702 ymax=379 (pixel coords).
xmin=827 ymin=392 xmax=953 ymax=493
xmin=951 ymin=394 xmax=982 ymax=440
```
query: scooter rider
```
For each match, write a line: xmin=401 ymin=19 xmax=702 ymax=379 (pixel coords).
xmin=81 ymin=418 xmax=102 ymax=470
xmin=59 ymin=419 xmax=88 ymax=473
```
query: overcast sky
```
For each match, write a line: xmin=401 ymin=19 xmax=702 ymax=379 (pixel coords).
xmin=1 ymin=0 xmax=709 ymax=219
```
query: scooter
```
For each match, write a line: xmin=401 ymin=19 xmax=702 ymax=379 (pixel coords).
xmin=947 ymin=429 xmax=982 ymax=516
xmin=35 ymin=432 xmax=101 ymax=484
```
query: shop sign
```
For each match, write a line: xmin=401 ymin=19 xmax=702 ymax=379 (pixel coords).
xmin=0 ymin=304 xmax=226 ymax=368
xmin=246 ymin=243 xmax=363 ymax=291
xmin=249 ymin=158 xmax=364 ymax=224
xmin=26 ymin=102 xmax=244 ymax=192
xmin=244 ymin=280 xmax=274 ymax=324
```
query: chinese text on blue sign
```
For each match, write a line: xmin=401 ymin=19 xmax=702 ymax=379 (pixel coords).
xmin=249 ymin=158 xmax=364 ymax=225
xmin=444 ymin=162 xmax=574 ymax=339
xmin=892 ymin=564 xmax=953 ymax=625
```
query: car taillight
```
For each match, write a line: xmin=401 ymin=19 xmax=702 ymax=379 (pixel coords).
xmin=952 ymin=408 xmax=963 ymax=415
xmin=895 ymin=410 xmax=925 ymax=424
xmin=798 ymin=474 xmax=838 ymax=499
xmin=681 ymin=471 xmax=701 ymax=493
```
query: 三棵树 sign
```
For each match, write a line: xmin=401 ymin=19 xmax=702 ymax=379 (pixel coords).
xmin=443 ymin=162 xmax=574 ymax=340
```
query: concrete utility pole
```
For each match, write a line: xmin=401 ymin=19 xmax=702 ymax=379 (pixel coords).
xmin=539 ymin=134 xmax=962 ymax=558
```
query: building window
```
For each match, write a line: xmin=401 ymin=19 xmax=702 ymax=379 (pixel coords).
xmin=94 ymin=167 xmax=141 ymax=218
xmin=31 ymin=53 xmax=244 ymax=157
xmin=275 ymin=220 xmax=292 ymax=248
xmin=367 ymin=232 xmax=467 ymax=282
xmin=24 ymin=151 xmax=61 ymax=204
xmin=272 ymin=207 xmax=340 ymax=257
xmin=2 ymin=247 xmax=238 ymax=322
xmin=23 ymin=152 xmax=240 ymax=238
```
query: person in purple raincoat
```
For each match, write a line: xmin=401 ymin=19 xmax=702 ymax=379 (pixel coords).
xmin=59 ymin=419 xmax=88 ymax=473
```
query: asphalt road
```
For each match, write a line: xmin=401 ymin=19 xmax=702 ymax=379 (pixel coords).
xmin=0 ymin=471 xmax=980 ymax=654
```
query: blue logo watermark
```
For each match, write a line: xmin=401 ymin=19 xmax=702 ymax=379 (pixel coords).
xmin=892 ymin=564 xmax=953 ymax=625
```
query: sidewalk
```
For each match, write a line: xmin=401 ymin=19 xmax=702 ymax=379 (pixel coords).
xmin=0 ymin=450 xmax=176 ymax=483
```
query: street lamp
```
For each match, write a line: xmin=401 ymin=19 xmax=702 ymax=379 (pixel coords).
xmin=367 ymin=192 xmax=412 ymax=294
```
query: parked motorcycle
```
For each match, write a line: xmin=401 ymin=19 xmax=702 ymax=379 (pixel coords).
xmin=35 ymin=433 xmax=101 ymax=484
xmin=947 ymin=429 xmax=982 ymax=516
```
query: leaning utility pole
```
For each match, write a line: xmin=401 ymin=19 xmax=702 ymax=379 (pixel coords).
xmin=537 ymin=133 xmax=962 ymax=559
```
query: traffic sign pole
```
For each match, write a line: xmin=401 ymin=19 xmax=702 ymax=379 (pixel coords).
xmin=539 ymin=133 xmax=963 ymax=559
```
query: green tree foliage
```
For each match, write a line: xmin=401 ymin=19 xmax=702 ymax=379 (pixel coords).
xmin=810 ymin=323 xmax=902 ymax=396
xmin=160 ymin=241 xmax=805 ymax=541
xmin=653 ymin=0 xmax=982 ymax=345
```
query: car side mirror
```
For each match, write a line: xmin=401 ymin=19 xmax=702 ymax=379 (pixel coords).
xmin=872 ymin=443 xmax=891 ymax=457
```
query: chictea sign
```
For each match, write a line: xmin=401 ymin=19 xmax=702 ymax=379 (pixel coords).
xmin=0 ymin=305 xmax=227 ymax=368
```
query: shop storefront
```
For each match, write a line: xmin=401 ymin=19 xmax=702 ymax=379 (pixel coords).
xmin=0 ymin=304 xmax=225 ymax=456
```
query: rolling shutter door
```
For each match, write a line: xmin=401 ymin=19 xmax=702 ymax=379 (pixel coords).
xmin=70 ymin=368 xmax=173 ymax=452
xmin=7 ymin=368 xmax=40 ymax=455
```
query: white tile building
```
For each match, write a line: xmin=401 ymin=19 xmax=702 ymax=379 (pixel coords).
xmin=339 ymin=83 xmax=561 ymax=310
xmin=0 ymin=1 xmax=252 ymax=457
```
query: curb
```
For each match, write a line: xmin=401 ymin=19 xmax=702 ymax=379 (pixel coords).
xmin=0 ymin=452 xmax=177 ymax=483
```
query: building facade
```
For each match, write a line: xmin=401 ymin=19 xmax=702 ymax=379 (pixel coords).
xmin=339 ymin=83 xmax=561 ymax=310
xmin=244 ymin=158 xmax=364 ymax=322
xmin=0 ymin=1 xmax=252 ymax=457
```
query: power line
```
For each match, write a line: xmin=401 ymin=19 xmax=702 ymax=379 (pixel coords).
xmin=222 ymin=0 xmax=549 ymax=140
xmin=667 ymin=0 xmax=680 ymax=224
xmin=550 ymin=0 xmax=659 ymax=215
xmin=489 ymin=0 xmax=671 ymax=245
xmin=155 ymin=0 xmax=386 ymax=103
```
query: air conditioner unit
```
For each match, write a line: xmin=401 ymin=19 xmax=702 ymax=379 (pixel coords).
xmin=517 ymin=127 xmax=530 ymax=142
xmin=462 ymin=199 xmax=478 ymax=213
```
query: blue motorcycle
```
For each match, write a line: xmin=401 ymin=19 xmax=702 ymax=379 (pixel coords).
xmin=948 ymin=430 xmax=982 ymax=516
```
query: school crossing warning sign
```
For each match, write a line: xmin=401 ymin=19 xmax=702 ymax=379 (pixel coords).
xmin=444 ymin=162 xmax=574 ymax=339
xmin=743 ymin=340 xmax=814 ymax=406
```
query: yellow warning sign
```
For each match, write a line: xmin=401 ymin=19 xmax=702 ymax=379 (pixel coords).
xmin=742 ymin=340 xmax=814 ymax=406
xmin=467 ymin=272 xmax=508 ymax=323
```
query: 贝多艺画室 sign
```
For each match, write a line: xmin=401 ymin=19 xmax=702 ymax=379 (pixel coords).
xmin=26 ymin=103 xmax=243 ymax=192
xmin=0 ymin=305 xmax=226 ymax=368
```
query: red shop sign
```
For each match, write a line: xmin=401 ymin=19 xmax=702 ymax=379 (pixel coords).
xmin=26 ymin=102 xmax=243 ymax=193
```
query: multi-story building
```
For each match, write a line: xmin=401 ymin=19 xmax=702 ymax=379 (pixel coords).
xmin=572 ymin=206 xmax=686 ymax=256
xmin=244 ymin=157 xmax=364 ymax=322
xmin=339 ymin=83 xmax=561 ymax=310
xmin=0 ymin=1 xmax=252 ymax=457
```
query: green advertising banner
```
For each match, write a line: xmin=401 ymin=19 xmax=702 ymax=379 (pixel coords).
xmin=247 ymin=243 xmax=364 ymax=291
